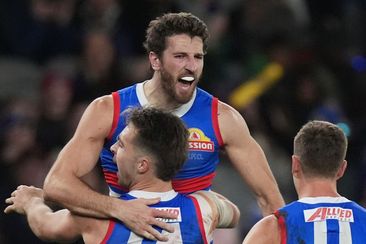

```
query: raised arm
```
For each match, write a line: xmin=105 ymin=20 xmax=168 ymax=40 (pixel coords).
xmin=218 ymin=101 xmax=284 ymax=216
xmin=4 ymin=186 xmax=81 ymax=242
xmin=42 ymin=95 xmax=176 ymax=241
xmin=43 ymin=95 xmax=115 ymax=217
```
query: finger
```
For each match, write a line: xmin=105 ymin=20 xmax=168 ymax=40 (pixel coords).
xmin=152 ymin=208 xmax=178 ymax=219
xmin=17 ymin=185 xmax=27 ymax=190
xmin=11 ymin=190 xmax=17 ymax=197
xmin=144 ymin=226 xmax=169 ymax=242
xmin=140 ymin=230 xmax=158 ymax=241
xmin=151 ymin=218 xmax=175 ymax=233
xmin=4 ymin=205 xmax=14 ymax=214
xmin=5 ymin=197 xmax=13 ymax=204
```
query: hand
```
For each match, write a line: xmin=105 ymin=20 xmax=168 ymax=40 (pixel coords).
xmin=4 ymin=185 xmax=44 ymax=215
xmin=115 ymin=197 xmax=178 ymax=242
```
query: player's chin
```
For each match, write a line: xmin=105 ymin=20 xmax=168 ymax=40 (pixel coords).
xmin=175 ymin=92 xmax=194 ymax=104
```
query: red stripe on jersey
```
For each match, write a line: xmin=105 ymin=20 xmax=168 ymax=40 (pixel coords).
xmin=274 ymin=210 xmax=287 ymax=244
xmin=188 ymin=195 xmax=208 ymax=244
xmin=100 ymin=220 xmax=115 ymax=244
xmin=107 ymin=92 xmax=121 ymax=140
xmin=103 ymin=170 xmax=128 ymax=192
xmin=172 ymin=172 xmax=216 ymax=193
xmin=211 ymin=97 xmax=223 ymax=147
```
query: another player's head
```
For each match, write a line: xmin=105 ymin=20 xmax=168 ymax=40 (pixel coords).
xmin=143 ymin=12 xmax=209 ymax=104
xmin=293 ymin=120 xmax=348 ymax=179
xmin=111 ymin=107 xmax=188 ymax=188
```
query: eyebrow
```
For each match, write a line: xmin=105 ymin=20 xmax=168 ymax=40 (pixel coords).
xmin=116 ymin=135 xmax=124 ymax=146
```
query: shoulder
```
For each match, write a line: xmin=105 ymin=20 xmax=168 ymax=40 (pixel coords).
xmin=72 ymin=214 xmax=110 ymax=243
xmin=83 ymin=95 xmax=113 ymax=120
xmin=216 ymin=100 xmax=250 ymax=145
xmin=243 ymin=215 xmax=280 ymax=244
xmin=217 ymin=100 xmax=248 ymax=128
xmin=73 ymin=95 xmax=114 ymax=138
xmin=91 ymin=95 xmax=114 ymax=111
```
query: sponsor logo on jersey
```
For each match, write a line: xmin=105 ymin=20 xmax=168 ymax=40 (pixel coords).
xmin=155 ymin=207 xmax=182 ymax=223
xmin=304 ymin=207 xmax=354 ymax=222
xmin=188 ymin=128 xmax=214 ymax=152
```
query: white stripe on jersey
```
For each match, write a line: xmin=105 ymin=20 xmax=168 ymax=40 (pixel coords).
xmin=339 ymin=221 xmax=352 ymax=244
xmin=127 ymin=232 xmax=142 ymax=243
xmin=313 ymin=220 xmax=353 ymax=244
xmin=314 ymin=221 xmax=327 ymax=244
xmin=125 ymin=223 xmax=183 ymax=243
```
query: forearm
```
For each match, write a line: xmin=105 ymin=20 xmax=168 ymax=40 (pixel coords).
xmin=43 ymin=172 xmax=118 ymax=219
xmin=243 ymin=140 xmax=284 ymax=216
xmin=24 ymin=197 xmax=57 ymax=241
xmin=229 ymin=138 xmax=284 ymax=216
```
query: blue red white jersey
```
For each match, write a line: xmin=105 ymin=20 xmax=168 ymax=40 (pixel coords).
xmin=100 ymin=190 xmax=215 ymax=244
xmin=274 ymin=196 xmax=366 ymax=244
xmin=100 ymin=82 xmax=223 ymax=195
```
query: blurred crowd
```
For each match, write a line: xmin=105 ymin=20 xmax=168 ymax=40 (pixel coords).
xmin=1 ymin=0 xmax=366 ymax=243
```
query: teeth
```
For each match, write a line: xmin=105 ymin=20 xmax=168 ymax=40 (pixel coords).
xmin=180 ymin=76 xmax=194 ymax=82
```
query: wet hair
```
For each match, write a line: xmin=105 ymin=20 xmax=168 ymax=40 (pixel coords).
xmin=143 ymin=12 xmax=209 ymax=56
xmin=294 ymin=120 xmax=348 ymax=178
xmin=125 ymin=107 xmax=188 ymax=181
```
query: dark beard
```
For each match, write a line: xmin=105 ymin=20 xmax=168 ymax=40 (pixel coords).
xmin=160 ymin=68 xmax=192 ymax=104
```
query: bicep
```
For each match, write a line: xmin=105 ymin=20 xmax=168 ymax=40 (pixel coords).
xmin=47 ymin=96 xmax=113 ymax=178
xmin=218 ymin=102 xmax=273 ymax=192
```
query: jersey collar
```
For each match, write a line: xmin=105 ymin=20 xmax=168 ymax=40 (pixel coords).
xmin=136 ymin=81 xmax=196 ymax=117
xmin=128 ymin=190 xmax=178 ymax=201
xmin=298 ymin=196 xmax=351 ymax=204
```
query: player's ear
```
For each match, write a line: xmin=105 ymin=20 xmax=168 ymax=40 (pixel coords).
xmin=336 ymin=160 xmax=347 ymax=179
xmin=292 ymin=155 xmax=301 ymax=178
xmin=136 ymin=157 xmax=150 ymax=174
xmin=149 ymin=51 xmax=161 ymax=71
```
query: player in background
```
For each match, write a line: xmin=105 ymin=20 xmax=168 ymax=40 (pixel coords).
xmin=243 ymin=120 xmax=366 ymax=244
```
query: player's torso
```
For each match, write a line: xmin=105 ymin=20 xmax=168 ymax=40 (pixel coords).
xmin=101 ymin=191 xmax=209 ymax=244
xmin=100 ymin=83 xmax=223 ymax=195
xmin=275 ymin=197 xmax=366 ymax=244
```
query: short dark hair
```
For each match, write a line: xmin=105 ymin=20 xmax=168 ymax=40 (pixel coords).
xmin=294 ymin=120 xmax=348 ymax=178
xmin=126 ymin=107 xmax=188 ymax=181
xmin=143 ymin=12 xmax=209 ymax=56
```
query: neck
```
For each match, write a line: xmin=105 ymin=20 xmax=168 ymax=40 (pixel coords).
xmin=143 ymin=75 xmax=181 ymax=110
xmin=129 ymin=178 xmax=173 ymax=192
xmin=297 ymin=178 xmax=340 ymax=199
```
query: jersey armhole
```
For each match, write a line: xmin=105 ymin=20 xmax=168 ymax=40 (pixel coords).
xmin=274 ymin=210 xmax=287 ymax=244
xmin=212 ymin=97 xmax=223 ymax=147
xmin=107 ymin=92 xmax=121 ymax=141
xmin=100 ymin=220 xmax=115 ymax=244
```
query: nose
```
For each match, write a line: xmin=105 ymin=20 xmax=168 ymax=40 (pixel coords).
xmin=110 ymin=142 xmax=117 ymax=154
xmin=185 ymin=57 xmax=198 ymax=72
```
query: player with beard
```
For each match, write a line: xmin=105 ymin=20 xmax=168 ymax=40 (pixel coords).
xmin=43 ymin=12 xmax=284 ymax=241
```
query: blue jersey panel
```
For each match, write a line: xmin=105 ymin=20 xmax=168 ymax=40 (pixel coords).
xmin=99 ymin=84 xmax=221 ymax=194
xmin=104 ymin=194 xmax=205 ymax=243
xmin=277 ymin=199 xmax=366 ymax=244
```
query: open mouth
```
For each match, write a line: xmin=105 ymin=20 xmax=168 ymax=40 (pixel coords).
xmin=178 ymin=76 xmax=195 ymax=85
